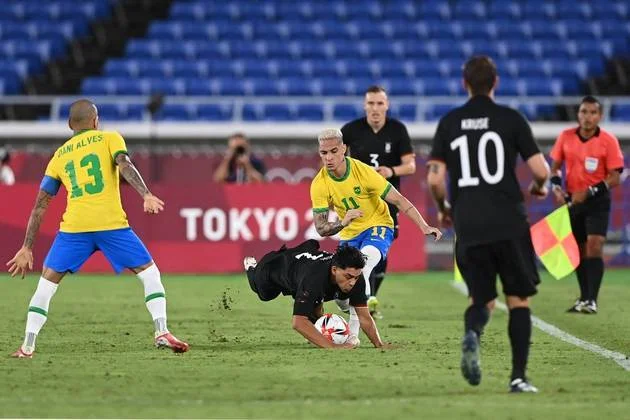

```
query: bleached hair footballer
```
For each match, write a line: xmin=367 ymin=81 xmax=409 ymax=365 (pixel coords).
xmin=317 ymin=128 xmax=343 ymax=144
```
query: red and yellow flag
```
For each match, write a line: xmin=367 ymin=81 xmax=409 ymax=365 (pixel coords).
xmin=530 ymin=205 xmax=580 ymax=280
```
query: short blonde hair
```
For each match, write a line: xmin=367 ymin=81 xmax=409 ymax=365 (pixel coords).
xmin=317 ymin=128 xmax=343 ymax=143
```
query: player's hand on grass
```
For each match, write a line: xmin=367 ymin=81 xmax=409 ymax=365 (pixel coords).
xmin=6 ymin=246 xmax=33 ymax=278
xmin=143 ymin=193 xmax=165 ymax=214
xmin=528 ymin=181 xmax=549 ymax=200
xmin=341 ymin=209 xmax=363 ymax=227
xmin=336 ymin=341 xmax=357 ymax=349
xmin=347 ymin=335 xmax=361 ymax=347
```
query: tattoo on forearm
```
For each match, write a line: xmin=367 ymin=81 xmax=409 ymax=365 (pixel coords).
xmin=428 ymin=163 xmax=440 ymax=174
xmin=24 ymin=191 xmax=53 ymax=248
xmin=314 ymin=211 xmax=344 ymax=237
xmin=117 ymin=155 xmax=149 ymax=197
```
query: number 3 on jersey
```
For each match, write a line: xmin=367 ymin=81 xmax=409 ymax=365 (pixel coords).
xmin=451 ymin=131 xmax=504 ymax=187
xmin=64 ymin=153 xmax=105 ymax=198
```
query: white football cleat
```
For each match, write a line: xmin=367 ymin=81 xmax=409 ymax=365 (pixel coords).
xmin=243 ymin=256 xmax=257 ymax=271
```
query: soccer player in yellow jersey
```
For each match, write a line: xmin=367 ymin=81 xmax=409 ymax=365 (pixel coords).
xmin=310 ymin=128 xmax=441 ymax=336
xmin=6 ymin=99 xmax=189 ymax=357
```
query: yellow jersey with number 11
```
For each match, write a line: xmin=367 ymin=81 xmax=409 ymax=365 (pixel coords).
xmin=310 ymin=157 xmax=394 ymax=240
xmin=43 ymin=129 xmax=129 ymax=233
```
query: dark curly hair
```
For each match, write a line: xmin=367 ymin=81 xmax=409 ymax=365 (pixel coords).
xmin=331 ymin=245 xmax=366 ymax=270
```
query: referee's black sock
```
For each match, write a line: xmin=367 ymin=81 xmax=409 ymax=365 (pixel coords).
xmin=576 ymin=261 xmax=589 ymax=301
xmin=586 ymin=257 xmax=604 ymax=302
xmin=464 ymin=304 xmax=490 ymax=339
xmin=508 ymin=307 xmax=531 ymax=381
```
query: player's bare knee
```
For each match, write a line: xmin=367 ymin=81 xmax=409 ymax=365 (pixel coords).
xmin=506 ymin=296 xmax=530 ymax=309
xmin=41 ymin=267 xmax=64 ymax=284
xmin=132 ymin=261 xmax=157 ymax=274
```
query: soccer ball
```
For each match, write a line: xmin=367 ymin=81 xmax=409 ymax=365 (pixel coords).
xmin=314 ymin=313 xmax=350 ymax=344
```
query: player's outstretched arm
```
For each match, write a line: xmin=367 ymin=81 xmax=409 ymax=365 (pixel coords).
xmin=383 ymin=185 xmax=442 ymax=240
xmin=313 ymin=209 xmax=363 ymax=237
xmin=6 ymin=189 xmax=53 ymax=278
xmin=115 ymin=153 xmax=164 ymax=214
xmin=354 ymin=305 xmax=384 ymax=348
xmin=292 ymin=315 xmax=355 ymax=349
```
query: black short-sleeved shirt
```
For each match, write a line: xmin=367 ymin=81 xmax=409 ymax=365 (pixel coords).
xmin=342 ymin=117 xmax=413 ymax=191
xmin=279 ymin=246 xmax=367 ymax=317
xmin=429 ymin=95 xmax=541 ymax=246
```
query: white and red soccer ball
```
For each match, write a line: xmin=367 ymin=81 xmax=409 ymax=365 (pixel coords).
xmin=315 ymin=313 xmax=350 ymax=344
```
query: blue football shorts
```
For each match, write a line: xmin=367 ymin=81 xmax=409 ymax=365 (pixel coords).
xmin=339 ymin=226 xmax=394 ymax=259
xmin=43 ymin=227 xmax=152 ymax=274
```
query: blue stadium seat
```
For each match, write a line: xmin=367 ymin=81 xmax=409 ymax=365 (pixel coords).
xmin=611 ymin=104 xmax=630 ymax=121
xmin=185 ymin=78 xmax=214 ymax=96
xmin=389 ymin=103 xmax=417 ymax=121
xmin=155 ymin=104 xmax=195 ymax=121
xmin=197 ymin=104 xmax=233 ymax=121
xmin=487 ymin=2 xmax=521 ymax=20
xmin=556 ymin=3 xmax=592 ymax=20
xmin=426 ymin=104 xmax=457 ymax=121
xmin=243 ymin=103 xmax=263 ymax=121
xmin=263 ymin=104 xmax=294 ymax=121
xmin=333 ymin=104 xmax=362 ymax=121
xmin=281 ymin=77 xmax=312 ymax=96
xmin=296 ymin=104 xmax=324 ymax=121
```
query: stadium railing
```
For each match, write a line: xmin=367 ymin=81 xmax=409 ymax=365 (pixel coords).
xmin=2 ymin=95 xmax=630 ymax=140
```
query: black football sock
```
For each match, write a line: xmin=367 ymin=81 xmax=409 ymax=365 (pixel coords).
xmin=464 ymin=304 xmax=490 ymax=339
xmin=576 ymin=261 xmax=589 ymax=302
xmin=586 ymin=257 xmax=604 ymax=302
xmin=508 ymin=307 xmax=531 ymax=381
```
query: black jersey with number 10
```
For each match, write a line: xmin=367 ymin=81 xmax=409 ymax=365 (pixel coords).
xmin=429 ymin=96 xmax=541 ymax=246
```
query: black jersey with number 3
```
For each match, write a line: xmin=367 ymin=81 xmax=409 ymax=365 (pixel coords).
xmin=341 ymin=117 xmax=413 ymax=191
xmin=429 ymin=96 xmax=541 ymax=246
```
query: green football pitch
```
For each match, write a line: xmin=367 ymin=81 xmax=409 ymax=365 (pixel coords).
xmin=1 ymin=270 xmax=629 ymax=419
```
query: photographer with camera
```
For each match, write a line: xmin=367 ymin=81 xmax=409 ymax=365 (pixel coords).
xmin=213 ymin=132 xmax=266 ymax=184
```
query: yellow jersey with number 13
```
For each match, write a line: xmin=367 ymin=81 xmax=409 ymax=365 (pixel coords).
xmin=310 ymin=157 xmax=394 ymax=240
xmin=44 ymin=129 xmax=129 ymax=233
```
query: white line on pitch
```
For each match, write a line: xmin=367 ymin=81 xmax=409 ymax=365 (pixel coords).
xmin=451 ymin=281 xmax=630 ymax=371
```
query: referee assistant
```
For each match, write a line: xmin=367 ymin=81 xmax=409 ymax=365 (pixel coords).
xmin=550 ymin=96 xmax=625 ymax=314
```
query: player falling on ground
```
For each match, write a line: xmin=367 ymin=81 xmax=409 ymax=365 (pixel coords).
xmin=311 ymin=128 xmax=441 ymax=338
xmin=341 ymin=85 xmax=416 ymax=318
xmin=6 ymin=99 xmax=189 ymax=358
xmin=245 ymin=240 xmax=383 ymax=348
xmin=550 ymin=96 xmax=624 ymax=314
xmin=427 ymin=56 xmax=550 ymax=393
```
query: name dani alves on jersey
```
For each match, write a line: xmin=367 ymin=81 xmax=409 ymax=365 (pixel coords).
xmin=57 ymin=133 xmax=104 ymax=158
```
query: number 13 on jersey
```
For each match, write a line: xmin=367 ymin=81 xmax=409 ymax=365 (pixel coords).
xmin=64 ymin=153 xmax=105 ymax=198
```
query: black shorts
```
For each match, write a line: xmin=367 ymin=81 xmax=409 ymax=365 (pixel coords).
xmin=455 ymin=233 xmax=540 ymax=304
xmin=569 ymin=194 xmax=611 ymax=243
xmin=247 ymin=248 xmax=288 ymax=301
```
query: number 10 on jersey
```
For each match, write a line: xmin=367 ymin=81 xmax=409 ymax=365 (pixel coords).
xmin=451 ymin=131 xmax=505 ymax=187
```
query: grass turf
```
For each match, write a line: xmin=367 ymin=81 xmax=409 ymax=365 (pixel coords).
xmin=0 ymin=270 xmax=629 ymax=419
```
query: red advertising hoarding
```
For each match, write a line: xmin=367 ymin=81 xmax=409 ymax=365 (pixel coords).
xmin=0 ymin=183 xmax=427 ymax=274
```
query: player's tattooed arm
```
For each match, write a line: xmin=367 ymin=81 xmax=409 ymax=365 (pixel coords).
xmin=23 ymin=189 xmax=53 ymax=249
xmin=116 ymin=153 xmax=150 ymax=197
xmin=313 ymin=211 xmax=345 ymax=237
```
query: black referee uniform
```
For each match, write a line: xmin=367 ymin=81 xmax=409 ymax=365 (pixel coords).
xmin=341 ymin=117 xmax=413 ymax=294
xmin=247 ymin=240 xmax=367 ymax=322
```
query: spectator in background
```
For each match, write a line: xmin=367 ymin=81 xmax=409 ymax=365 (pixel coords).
xmin=0 ymin=146 xmax=15 ymax=185
xmin=213 ymin=133 xmax=265 ymax=184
